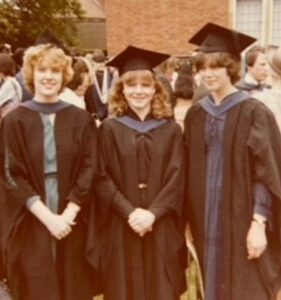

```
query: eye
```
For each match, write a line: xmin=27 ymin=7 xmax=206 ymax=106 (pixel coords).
xmin=37 ymin=66 xmax=47 ymax=72
xmin=51 ymin=67 xmax=61 ymax=73
xmin=125 ymin=82 xmax=136 ymax=87
xmin=141 ymin=83 xmax=151 ymax=87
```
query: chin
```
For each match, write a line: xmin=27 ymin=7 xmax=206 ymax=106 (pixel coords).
xmin=205 ymin=86 xmax=217 ymax=92
xmin=132 ymin=105 xmax=146 ymax=110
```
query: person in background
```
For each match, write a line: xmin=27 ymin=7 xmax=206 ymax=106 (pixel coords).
xmin=59 ymin=57 xmax=91 ymax=109
xmin=12 ymin=48 xmax=26 ymax=73
xmin=0 ymin=44 xmax=12 ymax=56
xmin=94 ymin=45 xmax=187 ymax=300
xmin=253 ymin=46 xmax=281 ymax=131
xmin=84 ymin=51 xmax=112 ymax=121
xmin=173 ymin=61 xmax=195 ymax=130
xmin=0 ymin=43 xmax=98 ymax=300
xmin=0 ymin=53 xmax=22 ymax=120
xmin=263 ymin=44 xmax=279 ymax=88
xmin=184 ymin=23 xmax=281 ymax=300
xmin=236 ymin=45 xmax=269 ymax=93
xmin=155 ymin=56 xmax=181 ymax=108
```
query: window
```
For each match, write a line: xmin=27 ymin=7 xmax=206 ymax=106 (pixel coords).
xmin=272 ymin=0 xmax=281 ymax=44
xmin=235 ymin=0 xmax=262 ymax=40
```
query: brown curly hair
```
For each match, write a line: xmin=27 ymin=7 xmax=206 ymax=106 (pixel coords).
xmin=109 ymin=70 xmax=173 ymax=119
xmin=195 ymin=52 xmax=241 ymax=84
xmin=22 ymin=43 xmax=73 ymax=94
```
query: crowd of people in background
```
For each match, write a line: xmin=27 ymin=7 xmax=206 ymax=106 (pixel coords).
xmin=1 ymin=23 xmax=281 ymax=300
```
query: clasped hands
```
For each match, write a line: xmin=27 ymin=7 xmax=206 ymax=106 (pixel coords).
xmin=45 ymin=202 xmax=80 ymax=240
xmin=128 ymin=208 xmax=156 ymax=237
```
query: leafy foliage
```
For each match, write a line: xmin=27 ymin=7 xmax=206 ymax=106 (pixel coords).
xmin=0 ymin=0 xmax=85 ymax=50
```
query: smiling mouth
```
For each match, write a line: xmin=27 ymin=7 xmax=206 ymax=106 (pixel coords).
xmin=42 ymin=83 xmax=56 ymax=88
xmin=132 ymin=97 xmax=148 ymax=100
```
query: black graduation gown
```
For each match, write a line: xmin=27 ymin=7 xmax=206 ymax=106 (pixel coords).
xmin=184 ymin=98 xmax=281 ymax=300
xmin=94 ymin=110 xmax=187 ymax=300
xmin=0 ymin=104 xmax=98 ymax=300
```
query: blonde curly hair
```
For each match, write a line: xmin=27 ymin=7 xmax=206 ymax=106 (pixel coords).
xmin=109 ymin=70 xmax=173 ymax=119
xmin=22 ymin=43 xmax=73 ymax=94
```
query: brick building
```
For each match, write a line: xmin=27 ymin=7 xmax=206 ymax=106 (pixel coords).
xmin=104 ymin=0 xmax=281 ymax=56
xmin=104 ymin=0 xmax=230 ymax=56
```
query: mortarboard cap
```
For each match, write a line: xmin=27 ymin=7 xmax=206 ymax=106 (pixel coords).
xmin=35 ymin=29 xmax=69 ymax=54
xmin=106 ymin=45 xmax=169 ymax=75
xmin=189 ymin=23 xmax=256 ymax=58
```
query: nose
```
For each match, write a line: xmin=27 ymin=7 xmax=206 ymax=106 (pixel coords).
xmin=45 ymin=69 xmax=54 ymax=79
xmin=135 ymin=84 xmax=143 ymax=93
xmin=204 ymin=68 xmax=213 ymax=76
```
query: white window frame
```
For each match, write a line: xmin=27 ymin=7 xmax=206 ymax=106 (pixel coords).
xmin=231 ymin=0 xmax=274 ymax=45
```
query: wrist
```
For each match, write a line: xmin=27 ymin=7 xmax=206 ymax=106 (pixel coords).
xmin=65 ymin=202 xmax=81 ymax=213
xmin=148 ymin=211 xmax=156 ymax=222
xmin=252 ymin=218 xmax=266 ymax=227
xmin=42 ymin=210 xmax=56 ymax=225
xmin=29 ymin=200 xmax=54 ymax=225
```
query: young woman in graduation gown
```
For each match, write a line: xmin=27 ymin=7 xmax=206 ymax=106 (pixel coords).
xmin=94 ymin=46 xmax=187 ymax=300
xmin=0 ymin=44 xmax=98 ymax=300
xmin=184 ymin=23 xmax=281 ymax=300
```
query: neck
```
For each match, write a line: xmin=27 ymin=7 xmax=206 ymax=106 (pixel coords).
xmin=34 ymin=94 xmax=59 ymax=103
xmin=270 ymin=78 xmax=281 ymax=90
xmin=211 ymin=85 xmax=237 ymax=105
xmin=129 ymin=105 xmax=150 ymax=121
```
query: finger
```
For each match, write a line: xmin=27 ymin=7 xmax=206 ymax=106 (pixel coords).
xmin=54 ymin=234 xmax=62 ymax=240
xmin=129 ymin=222 xmax=143 ymax=232
xmin=138 ymin=228 xmax=149 ymax=237
xmin=248 ymin=249 xmax=260 ymax=260
xmin=247 ymin=246 xmax=255 ymax=259
xmin=66 ymin=220 xmax=76 ymax=226
xmin=56 ymin=233 xmax=64 ymax=240
xmin=65 ymin=227 xmax=72 ymax=235
xmin=132 ymin=225 xmax=143 ymax=232
xmin=129 ymin=219 xmax=142 ymax=228
xmin=59 ymin=226 xmax=72 ymax=236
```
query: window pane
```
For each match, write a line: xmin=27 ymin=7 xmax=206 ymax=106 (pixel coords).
xmin=236 ymin=0 xmax=262 ymax=40
xmin=272 ymin=0 xmax=281 ymax=44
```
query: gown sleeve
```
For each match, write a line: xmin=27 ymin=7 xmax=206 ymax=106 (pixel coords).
xmin=95 ymin=122 xmax=135 ymax=220
xmin=1 ymin=116 xmax=38 ymax=205
xmin=253 ymin=182 xmax=272 ymax=220
xmin=247 ymin=102 xmax=281 ymax=232
xmin=66 ymin=115 xmax=98 ymax=206
xmin=148 ymin=123 xmax=185 ymax=219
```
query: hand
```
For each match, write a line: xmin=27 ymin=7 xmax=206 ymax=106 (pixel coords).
xmin=61 ymin=202 xmax=81 ymax=225
xmin=44 ymin=214 xmax=72 ymax=240
xmin=246 ymin=220 xmax=267 ymax=260
xmin=128 ymin=208 xmax=156 ymax=237
xmin=28 ymin=199 xmax=72 ymax=240
xmin=138 ymin=226 xmax=153 ymax=237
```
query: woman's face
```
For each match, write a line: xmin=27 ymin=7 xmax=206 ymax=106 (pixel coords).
xmin=199 ymin=66 xmax=232 ymax=93
xmin=33 ymin=57 xmax=63 ymax=102
xmin=122 ymin=70 xmax=156 ymax=112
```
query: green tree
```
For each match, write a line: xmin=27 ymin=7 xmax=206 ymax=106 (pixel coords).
xmin=0 ymin=0 xmax=85 ymax=50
